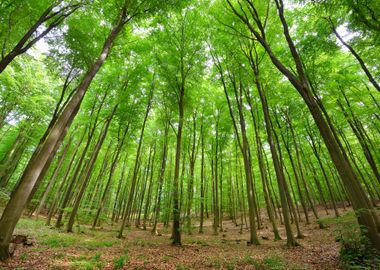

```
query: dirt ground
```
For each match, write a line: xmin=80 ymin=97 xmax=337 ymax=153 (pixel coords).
xmin=0 ymin=207 xmax=347 ymax=270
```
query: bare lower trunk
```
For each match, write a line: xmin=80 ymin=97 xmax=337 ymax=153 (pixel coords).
xmin=172 ymin=88 xmax=184 ymax=246
xmin=152 ymin=122 xmax=169 ymax=235
xmin=93 ymin=124 xmax=128 ymax=229
xmin=0 ymin=14 xmax=127 ymax=259
xmin=34 ymin=136 xmax=73 ymax=217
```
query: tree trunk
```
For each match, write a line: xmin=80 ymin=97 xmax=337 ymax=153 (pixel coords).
xmin=46 ymin=128 xmax=86 ymax=226
xmin=119 ymin=88 xmax=153 ymax=238
xmin=152 ymin=121 xmax=169 ymax=235
xmin=186 ymin=112 xmax=197 ymax=234
xmin=0 ymin=5 xmax=130 ymax=258
xmin=34 ymin=135 xmax=73 ymax=217
xmin=172 ymin=86 xmax=184 ymax=245
xmin=143 ymin=143 xmax=156 ymax=230
xmin=67 ymin=105 xmax=117 ymax=232
xmin=227 ymin=0 xmax=380 ymax=249
xmin=199 ymin=119 xmax=205 ymax=234
xmin=92 ymin=124 xmax=128 ymax=228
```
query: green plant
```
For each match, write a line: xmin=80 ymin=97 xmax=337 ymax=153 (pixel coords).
xmin=226 ymin=261 xmax=236 ymax=270
xmin=19 ymin=252 xmax=28 ymax=261
xmin=69 ymin=253 xmax=104 ymax=270
xmin=207 ymin=257 xmax=221 ymax=268
xmin=162 ymin=255 xmax=170 ymax=263
xmin=90 ymin=253 xmax=104 ymax=269
xmin=262 ymin=255 xmax=286 ymax=270
xmin=71 ymin=260 xmax=94 ymax=270
xmin=113 ymin=256 xmax=126 ymax=270
xmin=335 ymin=212 xmax=380 ymax=269
xmin=316 ymin=219 xmax=326 ymax=229
xmin=242 ymin=255 xmax=259 ymax=266
xmin=113 ymin=248 xmax=129 ymax=270
xmin=84 ymin=239 xmax=117 ymax=249
xmin=52 ymin=253 xmax=65 ymax=259
xmin=41 ymin=234 xmax=77 ymax=248
xmin=175 ymin=263 xmax=188 ymax=270
xmin=133 ymin=239 xmax=147 ymax=247
xmin=188 ymin=238 xmax=209 ymax=246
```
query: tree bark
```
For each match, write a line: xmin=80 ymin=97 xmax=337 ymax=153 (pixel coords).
xmin=226 ymin=0 xmax=380 ymax=250
xmin=34 ymin=135 xmax=73 ymax=217
xmin=118 ymin=87 xmax=153 ymax=238
xmin=0 ymin=5 xmax=130 ymax=259
xmin=92 ymin=124 xmax=128 ymax=229
xmin=152 ymin=121 xmax=169 ymax=235
xmin=66 ymin=105 xmax=117 ymax=232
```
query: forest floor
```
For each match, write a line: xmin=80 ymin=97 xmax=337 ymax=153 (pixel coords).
xmin=0 ymin=207 xmax=351 ymax=270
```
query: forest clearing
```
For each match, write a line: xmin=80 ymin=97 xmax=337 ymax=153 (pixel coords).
xmin=0 ymin=206 xmax=349 ymax=270
xmin=0 ymin=0 xmax=380 ymax=269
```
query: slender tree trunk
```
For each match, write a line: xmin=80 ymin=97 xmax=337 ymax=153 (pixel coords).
xmin=246 ymin=96 xmax=280 ymax=239
xmin=92 ymin=124 xmax=128 ymax=229
xmin=152 ymin=122 xmax=169 ymax=235
xmin=172 ymin=85 xmax=184 ymax=245
xmin=35 ymin=135 xmax=73 ymax=217
xmin=245 ymin=49 xmax=297 ymax=246
xmin=0 ymin=5 xmax=131 ymax=258
xmin=136 ymin=158 xmax=149 ymax=228
xmin=219 ymin=145 xmax=224 ymax=232
xmin=338 ymin=96 xmax=380 ymax=185
xmin=55 ymin=107 xmax=100 ymax=229
xmin=279 ymin=123 xmax=310 ymax=224
xmin=46 ymin=128 xmax=86 ymax=226
xmin=227 ymin=0 xmax=380 ymax=250
xmin=213 ymin=57 xmax=260 ymax=244
xmin=112 ymin=154 xmax=129 ymax=224
xmin=0 ymin=127 xmax=29 ymax=188
xmin=143 ymin=143 xmax=156 ymax=230
xmin=67 ymin=106 xmax=117 ymax=232
xmin=186 ymin=112 xmax=197 ymax=234
xmin=199 ymin=119 xmax=205 ymax=234
xmin=306 ymin=129 xmax=340 ymax=217
xmin=88 ymin=142 xmax=113 ymax=213
xmin=119 ymin=87 xmax=153 ymax=238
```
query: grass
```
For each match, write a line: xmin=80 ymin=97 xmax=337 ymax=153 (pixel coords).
xmin=41 ymin=234 xmax=78 ymax=248
xmin=70 ymin=253 xmax=104 ymax=270
xmin=203 ymin=254 xmax=292 ymax=270
xmin=82 ymin=239 xmax=119 ymax=249
xmin=207 ymin=256 xmax=222 ymax=268
xmin=162 ymin=255 xmax=170 ymax=263
xmin=51 ymin=253 xmax=66 ymax=259
xmin=132 ymin=238 xmax=146 ymax=247
xmin=112 ymin=256 xmax=126 ymax=270
xmin=14 ymin=217 xmax=120 ymax=251
xmin=113 ymin=246 xmax=129 ymax=269
xmin=319 ymin=210 xmax=380 ymax=269
xmin=187 ymin=238 xmax=209 ymax=246
xmin=6 ymin=216 xmax=342 ymax=270
xmin=175 ymin=263 xmax=189 ymax=270
xmin=19 ymin=252 xmax=28 ymax=261
xmin=241 ymin=254 xmax=260 ymax=266
xmin=262 ymin=255 xmax=287 ymax=270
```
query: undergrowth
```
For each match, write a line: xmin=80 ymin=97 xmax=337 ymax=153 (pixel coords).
xmin=333 ymin=210 xmax=380 ymax=269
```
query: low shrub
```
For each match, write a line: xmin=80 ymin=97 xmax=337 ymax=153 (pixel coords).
xmin=335 ymin=211 xmax=380 ymax=269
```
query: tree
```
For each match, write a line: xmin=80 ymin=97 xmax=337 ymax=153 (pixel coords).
xmin=0 ymin=0 xmax=172 ymax=259
xmin=225 ymin=0 xmax=380 ymax=250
